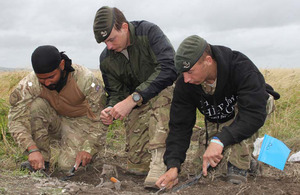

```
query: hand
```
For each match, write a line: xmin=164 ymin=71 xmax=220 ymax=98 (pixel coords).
xmin=155 ymin=167 xmax=179 ymax=189
xmin=28 ymin=146 xmax=45 ymax=170
xmin=75 ymin=151 xmax=92 ymax=170
xmin=202 ymin=141 xmax=224 ymax=176
xmin=100 ymin=107 xmax=113 ymax=125
xmin=109 ymin=96 xmax=136 ymax=120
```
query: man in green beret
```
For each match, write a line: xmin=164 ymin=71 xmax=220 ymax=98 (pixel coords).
xmin=93 ymin=6 xmax=177 ymax=188
xmin=8 ymin=45 xmax=107 ymax=172
xmin=156 ymin=35 xmax=280 ymax=189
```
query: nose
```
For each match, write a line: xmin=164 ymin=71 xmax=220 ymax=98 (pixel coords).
xmin=183 ymin=73 xmax=191 ymax=83
xmin=45 ymin=79 xmax=52 ymax=86
xmin=106 ymin=42 xmax=113 ymax=50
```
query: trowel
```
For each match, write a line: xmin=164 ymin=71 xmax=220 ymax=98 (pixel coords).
xmin=60 ymin=162 xmax=82 ymax=181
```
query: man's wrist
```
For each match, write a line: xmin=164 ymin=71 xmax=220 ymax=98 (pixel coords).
xmin=28 ymin=148 xmax=40 ymax=154
xmin=210 ymin=139 xmax=224 ymax=148
xmin=131 ymin=92 xmax=143 ymax=106
xmin=168 ymin=167 xmax=178 ymax=173
xmin=27 ymin=145 xmax=38 ymax=152
xmin=167 ymin=160 xmax=181 ymax=173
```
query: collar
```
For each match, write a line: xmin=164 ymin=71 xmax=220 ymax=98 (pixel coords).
xmin=128 ymin=22 xmax=136 ymax=47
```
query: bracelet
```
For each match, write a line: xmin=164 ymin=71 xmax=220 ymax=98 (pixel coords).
xmin=28 ymin=148 xmax=40 ymax=154
xmin=212 ymin=136 xmax=220 ymax=140
xmin=210 ymin=139 xmax=224 ymax=147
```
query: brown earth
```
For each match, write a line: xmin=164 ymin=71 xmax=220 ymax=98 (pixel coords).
xmin=0 ymin=162 xmax=299 ymax=195
xmin=1 ymin=129 xmax=299 ymax=195
xmin=1 ymin=151 xmax=299 ymax=195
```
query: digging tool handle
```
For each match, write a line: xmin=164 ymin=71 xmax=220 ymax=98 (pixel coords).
xmin=155 ymin=186 xmax=166 ymax=194
xmin=60 ymin=162 xmax=82 ymax=181
xmin=172 ymin=164 xmax=210 ymax=192
xmin=71 ymin=161 xmax=82 ymax=173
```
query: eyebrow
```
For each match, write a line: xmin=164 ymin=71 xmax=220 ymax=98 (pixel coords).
xmin=107 ymin=36 xmax=115 ymax=42
xmin=37 ymin=74 xmax=55 ymax=80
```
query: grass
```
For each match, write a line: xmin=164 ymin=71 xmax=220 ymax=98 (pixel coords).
xmin=106 ymin=119 xmax=126 ymax=150
xmin=260 ymin=69 xmax=300 ymax=151
xmin=0 ymin=72 xmax=29 ymax=170
xmin=0 ymin=69 xmax=299 ymax=171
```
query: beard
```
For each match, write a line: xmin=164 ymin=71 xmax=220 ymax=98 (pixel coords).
xmin=45 ymin=84 xmax=57 ymax=90
xmin=44 ymin=69 xmax=65 ymax=91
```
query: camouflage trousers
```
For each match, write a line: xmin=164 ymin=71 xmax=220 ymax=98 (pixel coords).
xmin=124 ymin=86 xmax=174 ymax=168
xmin=30 ymin=98 xmax=106 ymax=170
xmin=194 ymin=94 xmax=275 ymax=176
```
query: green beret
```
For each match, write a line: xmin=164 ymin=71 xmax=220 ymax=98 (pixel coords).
xmin=175 ymin=35 xmax=207 ymax=73
xmin=93 ymin=6 xmax=115 ymax=43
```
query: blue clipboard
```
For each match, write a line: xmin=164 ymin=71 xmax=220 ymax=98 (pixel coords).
xmin=258 ymin=134 xmax=291 ymax=171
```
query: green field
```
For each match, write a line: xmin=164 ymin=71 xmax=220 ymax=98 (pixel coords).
xmin=1 ymin=69 xmax=299 ymax=170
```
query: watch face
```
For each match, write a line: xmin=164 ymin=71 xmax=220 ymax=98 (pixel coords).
xmin=133 ymin=93 xmax=141 ymax=102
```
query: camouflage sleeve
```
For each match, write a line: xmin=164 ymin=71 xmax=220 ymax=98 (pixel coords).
xmin=72 ymin=64 xmax=107 ymax=155
xmin=8 ymin=72 xmax=42 ymax=152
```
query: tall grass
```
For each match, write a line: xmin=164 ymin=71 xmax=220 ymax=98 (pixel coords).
xmin=0 ymin=69 xmax=299 ymax=171
xmin=0 ymin=72 xmax=29 ymax=170
xmin=260 ymin=69 xmax=300 ymax=151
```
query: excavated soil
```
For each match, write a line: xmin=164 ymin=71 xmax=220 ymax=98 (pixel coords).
xmin=0 ymin=159 xmax=299 ymax=195
xmin=1 ymin=129 xmax=299 ymax=194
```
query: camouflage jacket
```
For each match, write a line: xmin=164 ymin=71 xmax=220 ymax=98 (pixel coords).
xmin=8 ymin=64 xmax=106 ymax=152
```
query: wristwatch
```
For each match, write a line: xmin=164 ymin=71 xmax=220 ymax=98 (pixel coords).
xmin=131 ymin=92 xmax=143 ymax=106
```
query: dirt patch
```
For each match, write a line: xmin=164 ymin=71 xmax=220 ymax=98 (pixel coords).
xmin=1 ymin=155 xmax=300 ymax=195
xmin=1 ymin=130 xmax=299 ymax=195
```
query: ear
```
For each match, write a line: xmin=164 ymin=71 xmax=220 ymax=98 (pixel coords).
xmin=206 ymin=55 xmax=212 ymax=62
xmin=121 ymin=22 xmax=129 ymax=31
xmin=59 ymin=59 xmax=65 ymax=70
xmin=205 ymin=55 xmax=213 ymax=65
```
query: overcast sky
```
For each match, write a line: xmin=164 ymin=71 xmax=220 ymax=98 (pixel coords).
xmin=0 ymin=0 xmax=299 ymax=70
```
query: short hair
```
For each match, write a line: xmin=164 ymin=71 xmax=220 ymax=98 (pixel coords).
xmin=199 ymin=44 xmax=213 ymax=62
xmin=113 ymin=7 xmax=128 ymax=31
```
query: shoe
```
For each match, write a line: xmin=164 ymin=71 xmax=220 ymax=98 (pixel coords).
xmin=127 ymin=160 xmax=149 ymax=176
xmin=144 ymin=148 xmax=167 ymax=189
xmin=227 ymin=162 xmax=247 ymax=184
xmin=248 ymin=156 xmax=261 ymax=176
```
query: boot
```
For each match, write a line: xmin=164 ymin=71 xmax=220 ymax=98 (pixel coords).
xmin=248 ymin=156 xmax=262 ymax=176
xmin=127 ymin=160 xmax=149 ymax=176
xmin=227 ymin=162 xmax=247 ymax=184
xmin=144 ymin=148 xmax=167 ymax=189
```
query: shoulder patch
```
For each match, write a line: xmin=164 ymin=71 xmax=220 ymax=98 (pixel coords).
xmin=9 ymin=89 xmax=21 ymax=106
